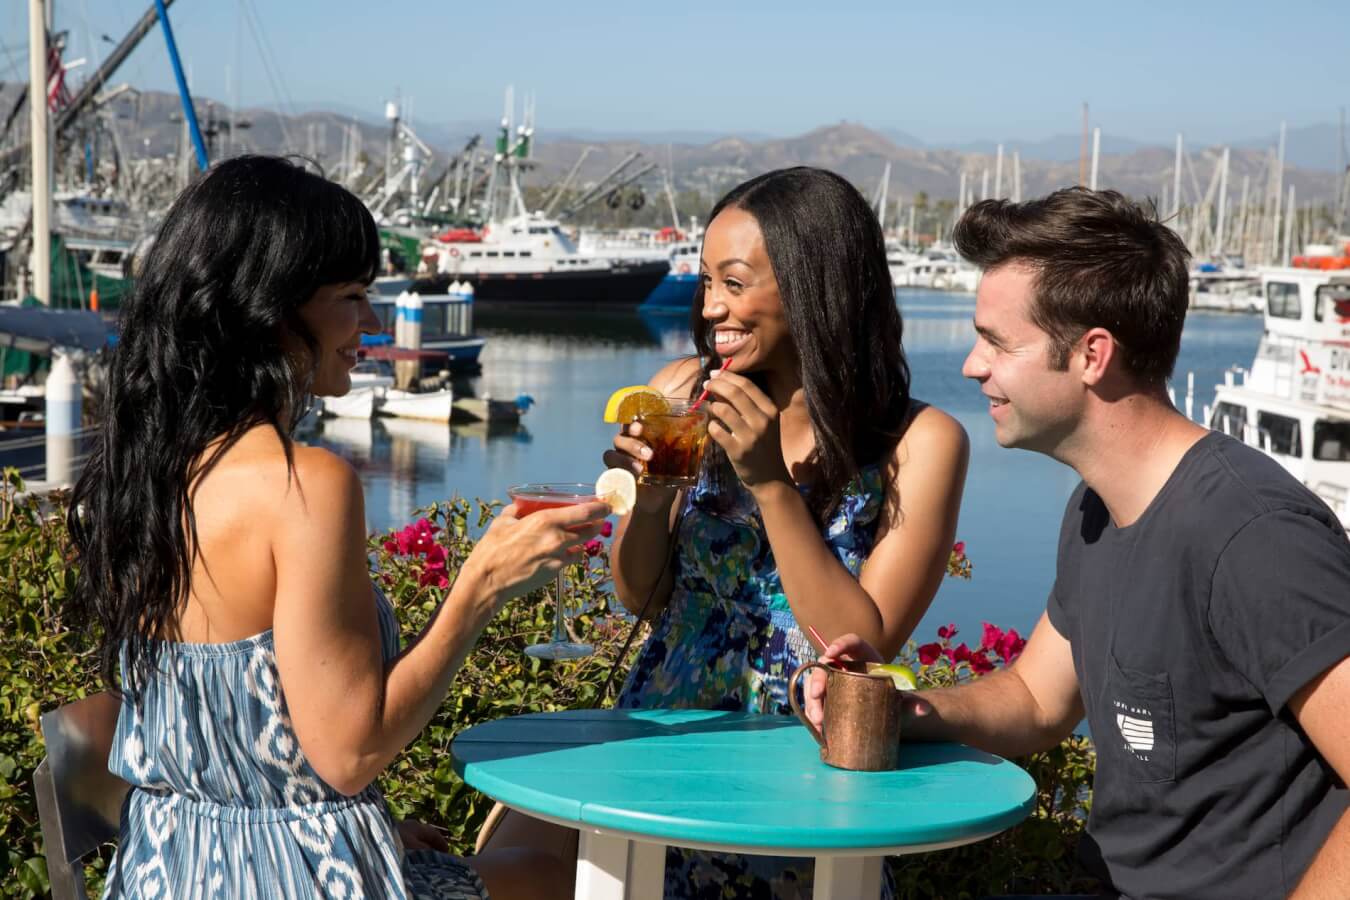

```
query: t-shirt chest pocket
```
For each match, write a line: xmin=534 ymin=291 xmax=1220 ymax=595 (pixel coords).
xmin=1104 ymin=654 xmax=1177 ymax=783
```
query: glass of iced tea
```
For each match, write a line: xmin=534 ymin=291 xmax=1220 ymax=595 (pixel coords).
xmin=637 ymin=399 xmax=709 ymax=488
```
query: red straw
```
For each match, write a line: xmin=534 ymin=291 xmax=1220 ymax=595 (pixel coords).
xmin=690 ymin=357 xmax=733 ymax=411
xmin=806 ymin=623 xmax=828 ymax=652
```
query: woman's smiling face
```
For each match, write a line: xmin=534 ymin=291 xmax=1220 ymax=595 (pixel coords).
xmin=699 ymin=206 xmax=795 ymax=374
xmin=295 ymin=280 xmax=382 ymax=396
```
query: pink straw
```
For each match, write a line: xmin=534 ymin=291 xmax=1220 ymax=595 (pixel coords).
xmin=806 ymin=624 xmax=828 ymax=651
xmin=690 ymin=357 xmax=734 ymax=411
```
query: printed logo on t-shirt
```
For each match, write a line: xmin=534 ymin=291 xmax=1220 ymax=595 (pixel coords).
xmin=1114 ymin=699 xmax=1155 ymax=759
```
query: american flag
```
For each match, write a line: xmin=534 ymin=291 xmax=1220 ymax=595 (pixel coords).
xmin=46 ymin=40 xmax=72 ymax=113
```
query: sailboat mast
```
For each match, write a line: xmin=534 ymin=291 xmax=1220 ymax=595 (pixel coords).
xmin=29 ymin=0 xmax=51 ymax=305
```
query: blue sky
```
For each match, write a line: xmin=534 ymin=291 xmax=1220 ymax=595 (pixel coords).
xmin=1 ymin=0 xmax=1344 ymax=145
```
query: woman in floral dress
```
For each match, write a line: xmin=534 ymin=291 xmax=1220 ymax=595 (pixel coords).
xmin=487 ymin=167 xmax=970 ymax=899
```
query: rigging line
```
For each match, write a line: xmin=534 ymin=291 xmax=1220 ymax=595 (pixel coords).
xmin=241 ymin=0 xmax=298 ymax=120
xmin=236 ymin=0 xmax=294 ymax=150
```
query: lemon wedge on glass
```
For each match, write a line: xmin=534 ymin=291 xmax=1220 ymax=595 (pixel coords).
xmin=603 ymin=386 xmax=669 ymax=423
xmin=595 ymin=468 xmax=637 ymax=516
xmin=868 ymin=663 xmax=918 ymax=690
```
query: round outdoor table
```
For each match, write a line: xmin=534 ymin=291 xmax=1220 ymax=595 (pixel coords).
xmin=451 ymin=708 xmax=1036 ymax=899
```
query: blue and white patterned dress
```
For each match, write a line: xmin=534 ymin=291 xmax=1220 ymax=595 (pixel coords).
xmin=103 ymin=588 xmax=488 ymax=899
xmin=617 ymin=460 xmax=896 ymax=900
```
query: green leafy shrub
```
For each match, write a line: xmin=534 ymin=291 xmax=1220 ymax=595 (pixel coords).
xmin=0 ymin=474 xmax=1099 ymax=898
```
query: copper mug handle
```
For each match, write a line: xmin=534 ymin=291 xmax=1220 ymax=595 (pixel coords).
xmin=788 ymin=661 xmax=832 ymax=751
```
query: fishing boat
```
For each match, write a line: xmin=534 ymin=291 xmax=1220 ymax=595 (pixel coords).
xmin=1206 ymin=252 xmax=1350 ymax=530
xmin=413 ymin=214 xmax=669 ymax=305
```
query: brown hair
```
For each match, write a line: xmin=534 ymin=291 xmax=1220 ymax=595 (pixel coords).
xmin=952 ymin=187 xmax=1191 ymax=385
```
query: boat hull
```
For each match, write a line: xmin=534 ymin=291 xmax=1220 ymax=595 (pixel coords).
xmin=379 ymin=388 xmax=454 ymax=423
xmin=413 ymin=260 xmax=669 ymax=305
xmin=640 ymin=272 xmax=700 ymax=311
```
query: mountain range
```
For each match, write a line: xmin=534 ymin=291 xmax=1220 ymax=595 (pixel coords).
xmin=3 ymin=85 xmax=1345 ymax=208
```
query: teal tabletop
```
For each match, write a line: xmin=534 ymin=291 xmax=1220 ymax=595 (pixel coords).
xmin=451 ymin=708 xmax=1036 ymax=853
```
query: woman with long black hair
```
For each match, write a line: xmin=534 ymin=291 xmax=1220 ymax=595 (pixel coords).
xmin=480 ymin=167 xmax=970 ymax=897
xmin=67 ymin=155 xmax=603 ymax=899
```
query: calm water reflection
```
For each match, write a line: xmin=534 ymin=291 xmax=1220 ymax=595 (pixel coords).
xmin=317 ymin=289 xmax=1261 ymax=644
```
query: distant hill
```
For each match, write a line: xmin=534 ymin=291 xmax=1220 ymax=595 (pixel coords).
xmin=2 ymin=85 xmax=1343 ymax=207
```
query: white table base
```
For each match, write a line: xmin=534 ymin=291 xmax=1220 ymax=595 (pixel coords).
xmin=575 ymin=829 xmax=885 ymax=900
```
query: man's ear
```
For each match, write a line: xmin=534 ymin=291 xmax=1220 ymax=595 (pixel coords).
xmin=1077 ymin=327 xmax=1117 ymax=386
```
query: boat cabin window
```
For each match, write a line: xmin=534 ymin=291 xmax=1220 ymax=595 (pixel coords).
xmin=503 ymin=251 xmax=516 ymax=257
xmin=1314 ymin=284 xmax=1350 ymax=323
xmin=1256 ymin=411 xmax=1302 ymax=457
xmin=519 ymin=251 xmax=531 ymax=257
xmin=1211 ymin=401 xmax=1247 ymax=439
xmin=486 ymin=251 xmax=499 ymax=258
xmin=1266 ymin=282 xmax=1300 ymax=319
xmin=469 ymin=251 xmax=482 ymax=258
xmin=529 ymin=227 xmax=549 ymax=235
xmin=1313 ymin=420 xmax=1350 ymax=462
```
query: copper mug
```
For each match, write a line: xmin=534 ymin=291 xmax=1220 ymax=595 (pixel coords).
xmin=788 ymin=660 xmax=905 ymax=771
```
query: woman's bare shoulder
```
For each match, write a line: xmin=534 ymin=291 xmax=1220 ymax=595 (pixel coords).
xmin=891 ymin=402 xmax=969 ymax=471
xmin=649 ymin=356 xmax=704 ymax=398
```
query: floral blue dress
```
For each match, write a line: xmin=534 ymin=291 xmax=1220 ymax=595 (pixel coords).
xmin=618 ymin=461 xmax=896 ymax=900
xmin=102 ymin=588 xmax=489 ymax=899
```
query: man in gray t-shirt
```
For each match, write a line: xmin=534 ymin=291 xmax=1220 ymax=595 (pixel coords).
xmin=806 ymin=189 xmax=1350 ymax=899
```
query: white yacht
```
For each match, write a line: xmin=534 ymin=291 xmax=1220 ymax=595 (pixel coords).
xmin=1207 ymin=264 xmax=1350 ymax=529
xmin=414 ymin=214 xmax=668 ymax=305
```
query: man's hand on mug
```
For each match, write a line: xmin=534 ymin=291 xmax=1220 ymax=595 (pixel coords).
xmin=804 ymin=633 xmax=884 ymax=728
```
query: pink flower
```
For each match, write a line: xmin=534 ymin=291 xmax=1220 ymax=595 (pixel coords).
xmin=600 ymin=521 xmax=613 ymax=538
xmin=970 ymin=653 xmax=995 ymax=675
xmin=952 ymin=643 xmax=973 ymax=664
xmin=937 ymin=623 xmax=958 ymax=640
xmin=423 ymin=543 xmax=447 ymax=567
xmin=997 ymin=629 xmax=1026 ymax=663
xmin=952 ymin=541 xmax=966 ymax=556
xmin=981 ymin=622 xmax=1005 ymax=652
xmin=383 ymin=539 xmax=398 ymax=554
xmin=418 ymin=561 xmax=449 ymax=589
xmin=584 ymin=538 xmax=604 ymax=557
xmin=918 ymin=643 xmax=943 ymax=665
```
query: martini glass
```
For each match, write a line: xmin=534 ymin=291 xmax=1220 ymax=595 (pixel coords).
xmin=507 ymin=483 xmax=597 ymax=659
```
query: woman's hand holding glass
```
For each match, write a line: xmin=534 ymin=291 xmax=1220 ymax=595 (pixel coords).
xmin=464 ymin=500 xmax=611 ymax=606
xmin=604 ymin=423 xmax=680 ymax=513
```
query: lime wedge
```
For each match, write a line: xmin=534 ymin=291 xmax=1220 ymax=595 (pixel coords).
xmin=869 ymin=663 xmax=917 ymax=690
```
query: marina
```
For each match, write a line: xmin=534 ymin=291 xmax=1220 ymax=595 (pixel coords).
xmin=3 ymin=2 xmax=1350 ymax=897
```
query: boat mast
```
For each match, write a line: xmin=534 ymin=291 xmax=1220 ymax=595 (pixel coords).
xmin=29 ymin=0 xmax=51 ymax=304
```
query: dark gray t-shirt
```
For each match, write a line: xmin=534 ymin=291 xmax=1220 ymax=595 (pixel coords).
xmin=1047 ymin=432 xmax=1350 ymax=900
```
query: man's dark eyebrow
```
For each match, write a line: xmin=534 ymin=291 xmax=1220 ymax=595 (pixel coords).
xmin=974 ymin=322 xmax=1004 ymax=346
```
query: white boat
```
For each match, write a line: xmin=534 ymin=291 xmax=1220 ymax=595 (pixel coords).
xmin=344 ymin=359 xmax=454 ymax=422
xmin=1189 ymin=268 xmax=1262 ymax=313
xmin=416 ymin=214 xmax=668 ymax=305
xmin=1206 ymin=263 xmax=1350 ymax=529
xmin=319 ymin=387 xmax=378 ymax=420
xmin=380 ymin=388 xmax=454 ymax=423
xmin=893 ymin=247 xmax=980 ymax=293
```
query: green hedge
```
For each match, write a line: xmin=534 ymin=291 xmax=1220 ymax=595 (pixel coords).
xmin=0 ymin=471 xmax=1100 ymax=898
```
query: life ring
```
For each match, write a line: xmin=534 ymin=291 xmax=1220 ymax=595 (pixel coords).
xmin=449 ymin=247 xmax=460 ymax=258
xmin=678 ymin=262 xmax=692 ymax=274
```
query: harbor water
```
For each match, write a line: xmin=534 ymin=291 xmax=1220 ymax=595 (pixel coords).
xmin=316 ymin=289 xmax=1263 ymax=645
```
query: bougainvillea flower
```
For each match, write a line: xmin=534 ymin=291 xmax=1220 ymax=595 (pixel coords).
xmin=997 ymin=629 xmax=1026 ymax=663
xmin=584 ymin=538 xmax=604 ymax=557
xmin=937 ymin=623 xmax=958 ymax=640
xmin=970 ymin=653 xmax=995 ymax=675
xmin=918 ymin=642 xmax=943 ymax=665
xmin=953 ymin=643 xmax=973 ymax=664
xmin=953 ymin=541 xmax=966 ymax=556
xmin=981 ymin=622 xmax=1005 ymax=652
xmin=600 ymin=521 xmax=613 ymax=538
xmin=383 ymin=538 xmax=398 ymax=554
